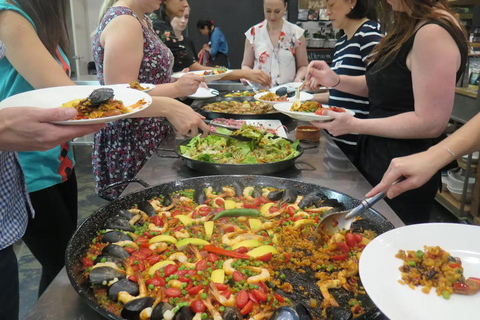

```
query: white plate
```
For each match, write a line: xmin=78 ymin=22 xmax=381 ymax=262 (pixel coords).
xmin=254 ymin=92 xmax=313 ymax=106
xmin=359 ymin=223 xmax=480 ymax=320
xmin=246 ymin=119 xmax=287 ymax=138
xmin=274 ymin=102 xmax=355 ymax=122
xmin=171 ymin=69 xmax=233 ymax=83
xmin=187 ymin=88 xmax=219 ymax=99
xmin=0 ymin=85 xmax=152 ymax=125
xmin=123 ymin=83 xmax=155 ymax=93
xmin=271 ymin=83 xmax=326 ymax=92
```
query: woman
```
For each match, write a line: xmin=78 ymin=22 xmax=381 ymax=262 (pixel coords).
xmin=242 ymin=0 xmax=309 ymax=86
xmin=150 ymin=0 xmax=271 ymax=85
xmin=307 ymin=0 xmax=468 ymax=224
xmin=92 ymin=0 xmax=205 ymax=198
xmin=309 ymin=0 xmax=382 ymax=162
xmin=197 ymin=19 xmax=229 ymax=68
xmin=170 ymin=6 xmax=196 ymax=64
xmin=367 ymin=112 xmax=480 ymax=200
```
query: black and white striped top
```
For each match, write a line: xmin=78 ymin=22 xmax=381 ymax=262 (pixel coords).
xmin=328 ymin=20 xmax=383 ymax=146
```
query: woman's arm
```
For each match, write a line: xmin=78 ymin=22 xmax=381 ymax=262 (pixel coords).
xmin=312 ymin=92 xmax=329 ymax=104
xmin=367 ymin=112 xmax=480 ymax=199
xmin=209 ymin=29 xmax=220 ymax=57
xmin=241 ymin=38 xmax=255 ymax=70
xmin=312 ymin=25 xmax=460 ymax=139
xmin=294 ymin=36 xmax=308 ymax=82
xmin=0 ymin=10 xmax=74 ymax=88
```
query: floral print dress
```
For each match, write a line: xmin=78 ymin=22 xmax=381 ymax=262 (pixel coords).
xmin=92 ymin=6 xmax=174 ymax=199
xmin=245 ymin=19 xmax=304 ymax=86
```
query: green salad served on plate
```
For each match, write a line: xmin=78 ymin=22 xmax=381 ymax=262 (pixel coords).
xmin=180 ymin=125 xmax=300 ymax=164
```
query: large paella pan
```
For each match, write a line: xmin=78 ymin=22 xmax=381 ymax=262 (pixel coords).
xmin=66 ymin=176 xmax=394 ymax=320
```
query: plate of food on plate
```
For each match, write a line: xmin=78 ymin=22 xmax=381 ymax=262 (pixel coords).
xmin=274 ymin=101 xmax=354 ymax=121
xmin=254 ymin=91 xmax=313 ymax=105
xmin=127 ymin=81 xmax=155 ymax=93
xmin=224 ymin=89 xmax=267 ymax=97
xmin=359 ymin=223 xmax=480 ymax=320
xmin=187 ymin=87 xmax=219 ymax=99
xmin=0 ymin=85 xmax=152 ymax=125
xmin=171 ymin=67 xmax=232 ymax=82
xmin=208 ymin=118 xmax=288 ymax=138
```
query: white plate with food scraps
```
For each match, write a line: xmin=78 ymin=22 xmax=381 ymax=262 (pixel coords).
xmin=171 ymin=69 xmax=233 ymax=83
xmin=274 ymin=102 xmax=354 ymax=122
xmin=125 ymin=82 xmax=155 ymax=93
xmin=254 ymin=92 xmax=313 ymax=106
xmin=271 ymin=83 xmax=326 ymax=92
xmin=359 ymin=223 xmax=480 ymax=320
xmin=210 ymin=118 xmax=287 ymax=138
xmin=187 ymin=87 xmax=219 ymax=99
xmin=0 ymin=85 xmax=152 ymax=125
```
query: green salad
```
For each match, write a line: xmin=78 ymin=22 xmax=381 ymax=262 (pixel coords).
xmin=180 ymin=125 xmax=300 ymax=164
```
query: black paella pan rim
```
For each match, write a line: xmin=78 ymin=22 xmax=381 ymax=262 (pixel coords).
xmin=174 ymin=136 xmax=304 ymax=175
xmin=65 ymin=175 xmax=395 ymax=320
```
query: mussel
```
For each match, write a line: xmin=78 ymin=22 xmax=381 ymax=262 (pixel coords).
xmin=137 ymin=201 xmax=157 ymax=217
xmin=108 ymin=279 xmax=139 ymax=301
xmin=194 ymin=187 xmax=207 ymax=205
xmin=163 ymin=193 xmax=173 ymax=207
xmin=270 ymin=306 xmax=299 ymax=320
xmin=94 ymin=254 xmax=124 ymax=266
xmin=80 ymin=87 xmax=114 ymax=108
xmin=102 ymin=230 xmax=132 ymax=243
xmin=173 ymin=306 xmax=195 ymax=320
xmin=267 ymin=190 xmax=284 ymax=201
xmin=325 ymin=307 xmax=353 ymax=320
xmin=102 ymin=244 xmax=130 ymax=259
xmin=151 ymin=302 xmax=174 ymax=320
xmin=121 ymin=297 xmax=155 ymax=320
xmin=294 ymin=303 xmax=313 ymax=320
xmin=281 ymin=189 xmax=298 ymax=204
xmin=117 ymin=209 xmax=136 ymax=220
xmin=223 ymin=307 xmax=242 ymax=320
xmin=105 ymin=216 xmax=135 ymax=232
xmin=252 ymin=185 xmax=263 ymax=198
xmin=232 ymin=181 xmax=244 ymax=197
xmin=89 ymin=266 xmax=125 ymax=285
xmin=298 ymin=192 xmax=322 ymax=209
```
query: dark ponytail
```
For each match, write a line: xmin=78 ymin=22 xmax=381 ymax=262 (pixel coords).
xmin=263 ymin=0 xmax=288 ymax=4
xmin=158 ymin=3 xmax=170 ymax=25
xmin=347 ymin=0 xmax=378 ymax=22
xmin=197 ymin=19 xmax=214 ymax=36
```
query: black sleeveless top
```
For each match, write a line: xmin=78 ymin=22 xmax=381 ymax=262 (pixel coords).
xmin=356 ymin=21 xmax=468 ymax=224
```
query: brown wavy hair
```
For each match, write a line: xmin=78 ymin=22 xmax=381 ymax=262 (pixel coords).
xmin=370 ymin=0 xmax=468 ymax=66
xmin=9 ymin=0 xmax=69 ymax=57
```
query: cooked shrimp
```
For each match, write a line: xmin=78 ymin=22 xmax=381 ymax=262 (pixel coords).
xmin=205 ymin=187 xmax=216 ymax=199
xmin=328 ymin=233 xmax=345 ymax=245
xmin=209 ymin=282 xmax=236 ymax=307
xmin=149 ymin=242 xmax=168 ymax=254
xmin=179 ymin=196 xmax=193 ymax=205
xmin=139 ymin=307 xmax=152 ymax=320
xmin=261 ymin=221 xmax=274 ymax=230
xmin=292 ymin=196 xmax=303 ymax=206
xmin=243 ymin=186 xmax=255 ymax=201
xmin=294 ymin=211 xmax=311 ymax=218
xmin=118 ymin=272 xmax=147 ymax=303
xmin=305 ymin=206 xmax=332 ymax=213
xmin=246 ymin=267 xmax=271 ymax=284
xmin=189 ymin=244 xmax=203 ymax=262
xmin=113 ymin=240 xmax=139 ymax=250
xmin=317 ymin=279 xmax=340 ymax=307
xmin=169 ymin=252 xmax=195 ymax=268
xmin=262 ymin=206 xmax=286 ymax=218
xmin=223 ymin=259 xmax=236 ymax=276
xmin=148 ymin=222 xmax=168 ymax=233
xmin=222 ymin=186 xmax=236 ymax=198
xmin=262 ymin=188 xmax=270 ymax=198
xmin=202 ymin=296 xmax=223 ymax=320
xmin=174 ymin=229 xmax=190 ymax=239
xmin=130 ymin=208 xmax=150 ymax=222
xmin=212 ymin=197 xmax=225 ymax=208
xmin=222 ymin=232 xmax=263 ymax=247
xmin=338 ymin=260 xmax=358 ymax=291
xmin=129 ymin=214 xmax=141 ymax=225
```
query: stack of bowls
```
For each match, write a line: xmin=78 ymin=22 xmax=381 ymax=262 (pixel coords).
xmin=446 ymin=167 xmax=476 ymax=202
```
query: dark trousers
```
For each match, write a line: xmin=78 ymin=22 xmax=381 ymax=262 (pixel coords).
xmin=22 ymin=171 xmax=78 ymax=296
xmin=0 ymin=245 xmax=19 ymax=320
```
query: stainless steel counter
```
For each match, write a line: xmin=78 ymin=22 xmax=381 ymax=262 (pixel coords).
xmin=24 ymin=83 xmax=403 ymax=319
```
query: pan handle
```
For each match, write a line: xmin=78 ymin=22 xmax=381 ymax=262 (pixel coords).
xmin=299 ymin=140 xmax=320 ymax=150
xmin=157 ymin=147 xmax=179 ymax=158
xmin=294 ymin=161 xmax=316 ymax=171
xmin=98 ymin=178 xmax=150 ymax=201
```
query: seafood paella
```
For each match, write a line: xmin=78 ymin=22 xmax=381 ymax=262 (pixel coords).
xmin=203 ymin=101 xmax=273 ymax=115
xmin=81 ymin=181 xmax=380 ymax=320
xmin=290 ymin=101 xmax=346 ymax=114
xmin=61 ymin=87 xmax=146 ymax=120
xmin=258 ymin=93 xmax=288 ymax=102
xmin=396 ymin=246 xmax=480 ymax=299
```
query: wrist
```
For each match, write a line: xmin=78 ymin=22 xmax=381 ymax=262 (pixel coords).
xmin=428 ymin=145 xmax=457 ymax=167
xmin=331 ymin=74 xmax=341 ymax=88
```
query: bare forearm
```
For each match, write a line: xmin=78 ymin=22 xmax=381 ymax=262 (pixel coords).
xmin=312 ymin=92 xmax=329 ymax=104
xmin=128 ymin=96 xmax=182 ymax=118
xmin=334 ymin=75 xmax=368 ymax=97
xmin=295 ymin=66 xmax=308 ymax=81
xmin=353 ymin=111 xmax=448 ymax=139
xmin=189 ymin=62 xmax=213 ymax=71
xmin=149 ymin=83 xmax=182 ymax=98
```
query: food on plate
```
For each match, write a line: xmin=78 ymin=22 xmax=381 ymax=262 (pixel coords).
xmin=209 ymin=118 xmax=279 ymax=135
xmin=128 ymin=81 xmax=149 ymax=91
xmin=180 ymin=126 xmax=298 ymax=164
xmin=225 ymin=90 xmax=268 ymax=97
xmin=202 ymin=66 xmax=228 ymax=76
xmin=290 ymin=101 xmax=346 ymax=114
xmin=81 ymin=181 xmax=379 ymax=319
xmin=203 ymin=100 xmax=273 ymax=114
xmin=259 ymin=92 xmax=288 ymax=102
xmin=61 ymin=88 xmax=146 ymax=120
xmin=396 ymin=246 xmax=480 ymax=299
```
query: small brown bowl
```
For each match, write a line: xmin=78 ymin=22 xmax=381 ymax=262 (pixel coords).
xmin=295 ymin=125 xmax=321 ymax=141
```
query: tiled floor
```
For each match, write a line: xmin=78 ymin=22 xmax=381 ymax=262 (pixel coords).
xmin=15 ymin=145 xmax=459 ymax=319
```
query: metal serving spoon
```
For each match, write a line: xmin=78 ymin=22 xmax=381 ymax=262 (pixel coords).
xmin=316 ymin=177 xmax=405 ymax=238
xmin=244 ymin=79 xmax=259 ymax=94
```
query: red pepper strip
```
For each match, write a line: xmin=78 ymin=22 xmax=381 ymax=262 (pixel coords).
xmin=449 ymin=263 xmax=461 ymax=269
xmin=203 ymin=245 xmax=250 ymax=260
xmin=331 ymin=242 xmax=349 ymax=261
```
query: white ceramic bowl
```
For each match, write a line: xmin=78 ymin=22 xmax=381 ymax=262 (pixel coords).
xmin=447 ymin=168 xmax=475 ymax=191
xmin=447 ymin=185 xmax=473 ymax=202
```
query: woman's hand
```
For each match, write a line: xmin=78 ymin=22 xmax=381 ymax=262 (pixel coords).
xmin=293 ymin=77 xmax=303 ymax=83
xmin=0 ymin=107 xmax=104 ymax=151
xmin=306 ymin=61 xmax=339 ymax=89
xmin=163 ymin=103 xmax=209 ymax=137
xmin=310 ymin=110 xmax=357 ymax=136
xmin=366 ymin=150 xmax=442 ymax=199
xmin=245 ymin=69 xmax=271 ymax=87
xmin=174 ymin=73 xmax=203 ymax=97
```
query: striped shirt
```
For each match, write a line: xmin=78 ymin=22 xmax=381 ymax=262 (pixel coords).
xmin=0 ymin=151 xmax=33 ymax=250
xmin=328 ymin=20 xmax=383 ymax=146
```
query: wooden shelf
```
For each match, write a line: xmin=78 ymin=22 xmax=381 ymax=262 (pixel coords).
xmin=458 ymin=13 xmax=474 ymax=19
xmin=455 ymin=87 xmax=478 ymax=98
xmin=448 ymin=0 xmax=480 ymax=6
xmin=436 ymin=190 xmax=470 ymax=219
xmin=469 ymin=42 xmax=480 ymax=48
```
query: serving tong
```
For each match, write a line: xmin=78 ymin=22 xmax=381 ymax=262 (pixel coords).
xmin=202 ymin=120 xmax=253 ymax=142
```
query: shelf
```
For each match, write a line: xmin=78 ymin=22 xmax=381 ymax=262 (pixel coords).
xmin=448 ymin=0 xmax=480 ymax=6
xmin=436 ymin=190 xmax=470 ymax=219
xmin=455 ymin=87 xmax=478 ymax=98
xmin=458 ymin=13 xmax=474 ymax=19
xmin=469 ymin=42 xmax=480 ymax=48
